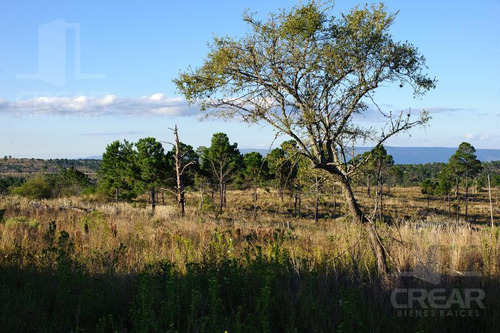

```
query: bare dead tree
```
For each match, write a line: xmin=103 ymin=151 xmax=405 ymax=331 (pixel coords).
xmin=164 ymin=125 xmax=196 ymax=217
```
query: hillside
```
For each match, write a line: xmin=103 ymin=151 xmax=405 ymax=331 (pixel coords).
xmin=0 ymin=157 xmax=100 ymax=175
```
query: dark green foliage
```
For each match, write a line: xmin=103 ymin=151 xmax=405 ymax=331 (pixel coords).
xmin=200 ymin=133 xmax=242 ymax=180
xmin=447 ymin=142 xmax=482 ymax=183
xmin=420 ymin=179 xmax=437 ymax=196
xmin=135 ymin=138 xmax=169 ymax=211
xmin=200 ymin=133 xmax=243 ymax=212
xmin=267 ymin=141 xmax=300 ymax=198
xmin=0 ymin=176 xmax=25 ymax=195
xmin=491 ymin=173 xmax=500 ymax=187
xmin=98 ymin=137 xmax=173 ymax=209
xmin=354 ymin=145 xmax=394 ymax=196
xmin=446 ymin=142 xmax=483 ymax=219
xmin=53 ymin=166 xmax=92 ymax=197
xmin=436 ymin=168 xmax=453 ymax=196
xmin=241 ymin=152 xmax=269 ymax=188
xmin=99 ymin=140 xmax=138 ymax=201
xmin=371 ymin=146 xmax=395 ymax=176
xmin=380 ymin=162 xmax=447 ymax=187
xmin=421 ymin=178 xmax=438 ymax=208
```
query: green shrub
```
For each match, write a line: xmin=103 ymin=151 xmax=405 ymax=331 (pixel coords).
xmin=4 ymin=216 xmax=39 ymax=228
xmin=12 ymin=175 xmax=53 ymax=199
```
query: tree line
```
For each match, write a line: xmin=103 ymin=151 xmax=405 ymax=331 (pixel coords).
xmin=351 ymin=142 xmax=500 ymax=223
xmin=3 ymin=137 xmax=500 ymax=221
xmin=97 ymin=131 xmax=298 ymax=217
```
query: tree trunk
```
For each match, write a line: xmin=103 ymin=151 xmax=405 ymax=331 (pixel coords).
xmin=337 ymin=176 xmax=389 ymax=284
xmin=115 ymin=187 xmax=118 ymax=202
xmin=298 ymin=193 xmax=301 ymax=217
xmin=314 ymin=195 xmax=319 ymax=224
xmin=294 ymin=193 xmax=298 ymax=217
xmin=178 ymin=180 xmax=185 ymax=217
xmin=151 ymin=187 xmax=156 ymax=215
xmin=223 ymin=183 xmax=227 ymax=207
xmin=219 ymin=178 xmax=224 ymax=214
xmin=293 ymin=194 xmax=297 ymax=217
xmin=199 ymin=185 xmax=205 ymax=211
xmin=379 ymin=182 xmax=383 ymax=221
xmin=173 ymin=125 xmax=185 ymax=217
xmin=314 ymin=175 xmax=319 ymax=224
xmin=465 ymin=177 xmax=469 ymax=221
xmin=253 ymin=182 xmax=258 ymax=219
xmin=488 ymin=175 xmax=494 ymax=231
xmin=367 ymin=174 xmax=371 ymax=197
xmin=332 ymin=183 xmax=337 ymax=216
xmin=448 ymin=192 xmax=451 ymax=218
xmin=456 ymin=177 xmax=460 ymax=224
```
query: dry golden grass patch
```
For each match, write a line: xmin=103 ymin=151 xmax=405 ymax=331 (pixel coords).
xmin=1 ymin=186 xmax=499 ymax=279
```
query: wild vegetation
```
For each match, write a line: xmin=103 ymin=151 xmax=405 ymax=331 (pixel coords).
xmin=1 ymin=136 xmax=500 ymax=331
xmin=1 ymin=1 xmax=498 ymax=332
xmin=1 ymin=184 xmax=500 ymax=332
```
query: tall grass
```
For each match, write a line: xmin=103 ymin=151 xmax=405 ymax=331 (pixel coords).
xmin=0 ymin=190 xmax=499 ymax=332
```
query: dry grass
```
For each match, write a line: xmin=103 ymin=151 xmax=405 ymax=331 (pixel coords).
xmin=1 ymin=187 xmax=499 ymax=331
xmin=1 ymin=186 xmax=499 ymax=278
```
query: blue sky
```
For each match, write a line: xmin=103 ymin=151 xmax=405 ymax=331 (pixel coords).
xmin=0 ymin=0 xmax=499 ymax=158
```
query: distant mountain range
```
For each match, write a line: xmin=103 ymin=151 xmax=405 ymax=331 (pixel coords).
xmin=85 ymin=147 xmax=500 ymax=165
xmin=240 ymin=147 xmax=500 ymax=164
xmin=381 ymin=147 xmax=500 ymax=164
xmin=83 ymin=155 xmax=103 ymax=160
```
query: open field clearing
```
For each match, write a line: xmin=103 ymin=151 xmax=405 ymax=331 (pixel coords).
xmin=1 ymin=188 xmax=499 ymax=332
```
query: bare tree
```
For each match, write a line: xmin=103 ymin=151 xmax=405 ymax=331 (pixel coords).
xmin=172 ymin=126 xmax=196 ymax=216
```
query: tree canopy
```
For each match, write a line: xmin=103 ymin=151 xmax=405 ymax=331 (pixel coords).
xmin=447 ymin=142 xmax=482 ymax=181
xmin=175 ymin=1 xmax=435 ymax=179
xmin=200 ymin=133 xmax=242 ymax=213
xmin=99 ymin=140 xmax=137 ymax=201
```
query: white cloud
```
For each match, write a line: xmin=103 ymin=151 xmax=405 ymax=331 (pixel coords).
xmin=149 ymin=93 xmax=164 ymax=101
xmin=354 ymin=105 xmax=470 ymax=123
xmin=79 ymin=130 xmax=145 ymax=136
xmin=465 ymin=133 xmax=494 ymax=141
xmin=425 ymin=106 xmax=472 ymax=114
xmin=0 ymin=94 xmax=199 ymax=117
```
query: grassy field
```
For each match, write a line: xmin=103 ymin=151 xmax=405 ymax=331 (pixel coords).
xmin=0 ymin=187 xmax=499 ymax=332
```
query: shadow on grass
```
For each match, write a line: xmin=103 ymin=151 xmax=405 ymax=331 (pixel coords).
xmin=1 ymin=256 xmax=498 ymax=332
